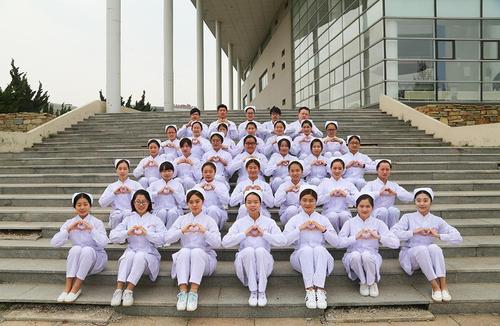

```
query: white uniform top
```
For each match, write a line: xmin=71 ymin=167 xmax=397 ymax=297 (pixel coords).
xmin=202 ymin=149 xmax=234 ymax=179
xmin=177 ymin=121 xmax=209 ymax=138
xmin=229 ymin=179 xmax=274 ymax=209
xmin=221 ymin=137 xmax=236 ymax=155
xmin=173 ymin=154 xmax=202 ymax=181
xmin=286 ymin=119 xmax=323 ymax=138
xmin=262 ymin=134 xmax=285 ymax=157
xmin=165 ymin=211 xmax=221 ymax=250
xmin=99 ymin=178 xmax=144 ymax=210
xmin=208 ymin=120 xmax=238 ymax=141
xmin=147 ymin=178 xmax=186 ymax=209
xmin=303 ymin=153 xmax=328 ymax=180
xmin=222 ymin=214 xmax=286 ymax=250
xmin=322 ymin=137 xmax=348 ymax=156
xmin=196 ymin=179 xmax=230 ymax=208
xmin=391 ymin=211 xmax=463 ymax=249
xmin=51 ymin=214 xmax=108 ymax=251
xmin=338 ymin=215 xmax=400 ymax=253
xmin=227 ymin=151 xmax=269 ymax=180
xmin=133 ymin=154 xmax=168 ymax=180
xmin=318 ymin=177 xmax=359 ymax=212
xmin=189 ymin=136 xmax=211 ymax=160
xmin=291 ymin=133 xmax=315 ymax=157
xmin=238 ymin=120 xmax=264 ymax=139
xmin=265 ymin=153 xmax=299 ymax=180
xmin=340 ymin=151 xmax=375 ymax=179
xmin=274 ymin=180 xmax=305 ymax=208
xmin=283 ymin=211 xmax=340 ymax=249
xmin=261 ymin=120 xmax=286 ymax=140
xmin=160 ymin=139 xmax=181 ymax=159
xmin=231 ymin=135 xmax=266 ymax=157
xmin=361 ymin=178 xmax=413 ymax=209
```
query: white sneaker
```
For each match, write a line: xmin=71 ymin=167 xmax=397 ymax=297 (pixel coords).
xmin=64 ymin=289 xmax=81 ymax=303
xmin=122 ymin=289 xmax=134 ymax=306
xmin=432 ymin=290 xmax=442 ymax=302
xmin=248 ymin=291 xmax=258 ymax=307
xmin=305 ymin=289 xmax=317 ymax=309
xmin=56 ymin=292 xmax=68 ymax=303
xmin=441 ymin=290 xmax=451 ymax=302
xmin=257 ymin=292 xmax=267 ymax=307
xmin=359 ymin=284 xmax=369 ymax=296
xmin=176 ymin=291 xmax=188 ymax=311
xmin=369 ymin=283 xmax=379 ymax=297
xmin=110 ymin=289 xmax=123 ymax=306
xmin=316 ymin=289 xmax=327 ymax=309
xmin=186 ymin=292 xmax=198 ymax=311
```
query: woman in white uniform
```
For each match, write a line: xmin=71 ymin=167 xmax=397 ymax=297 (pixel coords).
xmin=133 ymin=139 xmax=168 ymax=189
xmin=99 ymin=159 xmax=143 ymax=229
xmin=52 ymin=193 xmax=108 ymax=303
xmin=147 ymin=161 xmax=185 ymax=228
xmin=165 ymin=188 xmax=221 ymax=312
xmin=190 ymin=121 xmax=211 ymax=159
xmin=274 ymin=160 xmax=307 ymax=225
xmin=283 ymin=186 xmax=340 ymax=310
xmin=361 ymin=159 xmax=413 ymax=228
xmin=227 ymin=135 xmax=269 ymax=183
xmin=341 ymin=135 xmax=375 ymax=190
xmin=263 ymin=120 xmax=287 ymax=157
xmin=322 ymin=121 xmax=347 ymax=158
xmin=304 ymin=138 xmax=328 ymax=186
xmin=265 ymin=136 xmax=298 ymax=192
xmin=391 ymin=188 xmax=463 ymax=302
xmin=109 ymin=190 xmax=167 ymax=307
xmin=232 ymin=121 xmax=265 ymax=156
xmin=202 ymin=132 xmax=232 ymax=185
xmin=174 ymin=138 xmax=201 ymax=192
xmin=237 ymin=105 xmax=264 ymax=139
xmin=177 ymin=107 xmax=209 ymax=138
xmin=318 ymin=158 xmax=359 ymax=232
xmin=291 ymin=120 xmax=315 ymax=159
xmin=161 ymin=124 xmax=181 ymax=161
xmin=261 ymin=106 xmax=285 ymax=141
xmin=222 ymin=190 xmax=286 ymax=307
xmin=216 ymin=123 xmax=236 ymax=154
xmin=338 ymin=193 xmax=400 ymax=297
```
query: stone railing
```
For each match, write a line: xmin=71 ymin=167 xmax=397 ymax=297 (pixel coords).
xmin=415 ymin=104 xmax=499 ymax=127
xmin=0 ymin=113 xmax=56 ymax=132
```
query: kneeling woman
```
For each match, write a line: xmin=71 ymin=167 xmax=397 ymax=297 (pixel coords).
xmin=165 ymin=188 xmax=222 ymax=312
xmin=51 ymin=193 xmax=108 ymax=303
xmin=222 ymin=190 xmax=286 ymax=307
xmin=338 ymin=194 xmax=399 ymax=298
xmin=109 ymin=190 xmax=167 ymax=307
xmin=284 ymin=186 xmax=340 ymax=310
xmin=391 ymin=188 xmax=462 ymax=302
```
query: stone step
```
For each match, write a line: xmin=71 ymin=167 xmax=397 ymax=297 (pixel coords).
xmin=1 ymin=203 xmax=498 ymax=222
xmin=0 ymin=257 xmax=497 ymax=287
xmin=0 ymin=236 xmax=497 ymax=261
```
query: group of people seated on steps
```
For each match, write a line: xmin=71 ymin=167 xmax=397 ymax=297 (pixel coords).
xmin=51 ymin=104 xmax=463 ymax=311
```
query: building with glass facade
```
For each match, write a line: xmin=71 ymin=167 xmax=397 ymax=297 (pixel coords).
xmin=291 ymin=0 xmax=500 ymax=110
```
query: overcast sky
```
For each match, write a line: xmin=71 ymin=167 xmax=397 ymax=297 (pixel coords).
xmin=0 ymin=0 xmax=236 ymax=108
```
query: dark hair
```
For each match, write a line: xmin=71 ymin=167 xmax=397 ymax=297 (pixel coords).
xmin=148 ymin=139 xmax=160 ymax=148
xmin=72 ymin=193 xmax=92 ymax=208
xmin=201 ymin=161 xmax=217 ymax=173
xmin=245 ymin=191 xmax=262 ymax=203
xmin=246 ymin=121 xmax=257 ymax=129
xmin=245 ymin=106 xmax=255 ymax=113
xmin=187 ymin=189 xmax=205 ymax=202
xmin=192 ymin=121 xmax=203 ymax=130
xmin=217 ymin=104 xmax=228 ymax=111
xmin=190 ymin=107 xmax=201 ymax=115
xmin=301 ymin=120 xmax=312 ymax=128
xmin=414 ymin=190 xmax=433 ymax=202
xmin=376 ymin=159 xmax=392 ymax=170
xmin=274 ymin=120 xmax=286 ymax=129
xmin=166 ymin=125 xmax=177 ymax=132
xmin=131 ymin=190 xmax=153 ymax=213
xmin=180 ymin=138 xmax=192 ymax=148
xmin=115 ymin=159 xmax=130 ymax=169
xmin=277 ymin=138 xmax=291 ymax=148
xmin=288 ymin=160 xmax=304 ymax=172
xmin=325 ymin=122 xmax=337 ymax=129
xmin=270 ymin=106 xmax=281 ymax=115
xmin=330 ymin=158 xmax=345 ymax=169
xmin=298 ymin=106 xmax=310 ymax=113
xmin=299 ymin=188 xmax=317 ymax=201
xmin=244 ymin=134 xmax=257 ymax=144
xmin=217 ymin=123 xmax=228 ymax=131
xmin=310 ymin=138 xmax=323 ymax=151
xmin=245 ymin=158 xmax=261 ymax=169
xmin=159 ymin=161 xmax=175 ymax=172
xmin=210 ymin=133 xmax=223 ymax=142
xmin=356 ymin=194 xmax=374 ymax=207
xmin=348 ymin=135 xmax=361 ymax=144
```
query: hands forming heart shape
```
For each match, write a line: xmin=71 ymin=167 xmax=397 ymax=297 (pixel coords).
xmin=148 ymin=161 xmax=156 ymax=167
xmin=280 ymin=160 xmax=289 ymax=166
xmin=77 ymin=221 xmax=86 ymax=230
xmin=307 ymin=222 xmax=316 ymax=230
xmin=192 ymin=139 xmax=200 ymax=145
xmin=162 ymin=187 xmax=171 ymax=194
xmin=212 ymin=156 xmax=220 ymax=162
xmin=357 ymin=228 xmax=379 ymax=240
xmin=203 ymin=183 xmax=214 ymax=191
xmin=189 ymin=225 xmax=200 ymax=232
xmin=134 ymin=228 xmax=144 ymax=235
xmin=247 ymin=225 xmax=263 ymax=237
xmin=120 ymin=186 xmax=128 ymax=193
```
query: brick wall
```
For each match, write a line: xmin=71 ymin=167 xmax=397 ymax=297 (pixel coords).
xmin=415 ymin=104 xmax=500 ymax=127
xmin=0 ymin=113 xmax=56 ymax=132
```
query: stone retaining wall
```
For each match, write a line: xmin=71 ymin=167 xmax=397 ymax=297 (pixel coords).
xmin=415 ymin=104 xmax=500 ymax=127
xmin=0 ymin=113 xmax=56 ymax=132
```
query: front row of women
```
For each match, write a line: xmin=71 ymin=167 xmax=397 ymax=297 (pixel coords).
xmin=52 ymin=186 xmax=462 ymax=310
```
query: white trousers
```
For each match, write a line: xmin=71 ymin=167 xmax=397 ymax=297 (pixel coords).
xmin=174 ymin=248 xmax=212 ymax=285
xmin=408 ymin=244 xmax=446 ymax=281
xmin=348 ymin=251 xmax=377 ymax=285
xmin=205 ymin=205 xmax=228 ymax=230
xmin=374 ymin=206 xmax=400 ymax=229
xmin=109 ymin=209 xmax=130 ymax=230
xmin=117 ymin=251 xmax=150 ymax=285
xmin=138 ymin=176 xmax=160 ymax=189
xmin=178 ymin=176 xmax=196 ymax=193
xmin=66 ymin=246 xmax=98 ymax=280
xmin=280 ymin=205 xmax=301 ymax=225
xmin=238 ymin=247 xmax=272 ymax=292
xmin=154 ymin=207 xmax=182 ymax=229
xmin=270 ymin=176 xmax=287 ymax=193
xmin=324 ymin=210 xmax=352 ymax=233
xmin=292 ymin=246 xmax=331 ymax=289
xmin=345 ymin=177 xmax=366 ymax=190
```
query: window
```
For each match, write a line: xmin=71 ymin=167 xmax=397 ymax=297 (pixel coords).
xmin=483 ymin=20 xmax=500 ymax=39
xmin=437 ymin=41 xmax=455 ymax=59
xmin=483 ymin=41 xmax=500 ymax=60
xmin=483 ymin=62 xmax=500 ymax=82
xmin=437 ymin=0 xmax=480 ymax=18
xmin=386 ymin=39 xmax=433 ymax=59
xmin=272 ymin=73 xmax=276 ymax=80
xmin=259 ymin=70 xmax=268 ymax=92
xmin=249 ymin=85 xmax=256 ymax=102
xmin=272 ymin=61 xmax=275 ymax=68
xmin=385 ymin=19 xmax=433 ymax=38
xmin=437 ymin=82 xmax=480 ymax=101
xmin=282 ymin=98 xmax=286 ymax=105
xmin=437 ymin=62 xmax=480 ymax=82
xmin=385 ymin=0 xmax=434 ymax=17
xmin=436 ymin=20 xmax=480 ymax=39
xmin=454 ymin=41 xmax=480 ymax=60
xmin=282 ymin=62 xmax=286 ymax=70
xmin=483 ymin=0 xmax=500 ymax=17
xmin=388 ymin=61 xmax=434 ymax=81
xmin=282 ymin=49 xmax=286 ymax=57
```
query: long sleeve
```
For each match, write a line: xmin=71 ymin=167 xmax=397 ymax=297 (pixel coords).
xmin=204 ymin=218 xmax=222 ymax=248
xmin=317 ymin=181 xmax=330 ymax=206
xmin=291 ymin=137 xmax=301 ymax=156
xmin=172 ymin=181 xmax=186 ymax=207
xmin=227 ymin=154 xmax=243 ymax=177
xmin=283 ymin=218 xmax=301 ymax=246
xmin=99 ymin=184 xmax=116 ymax=208
xmin=337 ymin=220 xmax=357 ymax=248
xmin=378 ymin=221 xmax=400 ymax=249
xmin=262 ymin=183 xmax=275 ymax=208
xmin=230 ymin=139 xmax=244 ymax=157
xmin=145 ymin=217 xmax=168 ymax=247
xmin=437 ymin=219 xmax=463 ymax=244
xmin=50 ymin=219 xmax=72 ymax=247
xmin=390 ymin=214 xmax=414 ymax=241
xmin=133 ymin=158 xmax=146 ymax=178
xmin=213 ymin=183 xmax=230 ymax=206
xmin=109 ymin=217 xmax=130 ymax=244
xmin=361 ymin=182 xmax=379 ymax=201
xmin=221 ymin=222 xmax=246 ymax=248
xmin=263 ymin=137 xmax=275 ymax=157
xmin=164 ymin=217 xmax=183 ymax=244
xmin=396 ymin=184 xmax=414 ymax=203
xmin=274 ymin=185 xmax=287 ymax=207
xmin=262 ymin=221 xmax=287 ymax=247
xmin=312 ymin=123 xmax=323 ymax=138
xmin=265 ymin=154 xmax=280 ymax=176
xmin=346 ymin=182 xmax=360 ymax=206
xmin=322 ymin=219 xmax=341 ymax=248
xmin=177 ymin=124 xmax=189 ymax=138
xmin=229 ymin=183 xmax=244 ymax=206
xmin=90 ymin=220 xmax=109 ymax=248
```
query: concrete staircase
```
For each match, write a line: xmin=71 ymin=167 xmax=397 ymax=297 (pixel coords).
xmin=0 ymin=108 xmax=499 ymax=317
